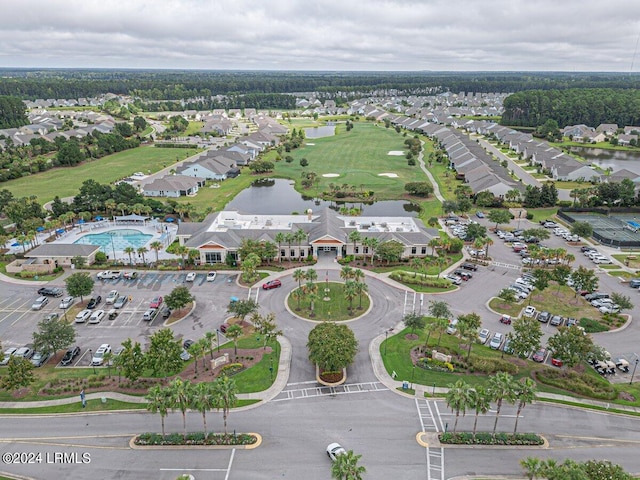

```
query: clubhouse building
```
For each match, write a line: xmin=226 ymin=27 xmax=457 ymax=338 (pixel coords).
xmin=177 ymin=208 xmax=437 ymax=265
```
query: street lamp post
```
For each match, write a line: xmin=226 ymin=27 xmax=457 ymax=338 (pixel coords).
xmin=631 ymin=358 xmax=639 ymax=385
xmin=384 ymin=329 xmax=389 ymax=356
xmin=216 ymin=329 xmax=220 ymax=353
xmin=269 ymin=357 xmax=274 ymax=381
xmin=89 ymin=349 xmax=96 ymax=374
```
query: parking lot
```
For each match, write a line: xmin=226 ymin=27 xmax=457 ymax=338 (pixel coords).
xmin=0 ymin=271 xmax=248 ymax=369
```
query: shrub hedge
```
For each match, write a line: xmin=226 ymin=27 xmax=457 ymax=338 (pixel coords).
xmin=389 ymin=271 xmax=452 ymax=288
xmin=535 ymin=369 xmax=616 ymax=400
xmin=439 ymin=432 xmax=543 ymax=445
xmin=135 ymin=432 xmax=257 ymax=446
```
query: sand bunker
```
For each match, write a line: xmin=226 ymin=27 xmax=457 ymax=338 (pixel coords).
xmin=387 ymin=151 xmax=404 ymax=156
xmin=378 ymin=173 xmax=399 ymax=178
xmin=322 ymin=173 xmax=340 ymax=178
xmin=306 ymin=143 xmax=316 ymax=146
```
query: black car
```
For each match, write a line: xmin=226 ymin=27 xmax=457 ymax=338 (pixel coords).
xmin=183 ymin=339 xmax=195 ymax=350
xmin=453 ymin=269 xmax=472 ymax=280
xmin=161 ymin=306 xmax=172 ymax=319
xmin=460 ymin=262 xmax=478 ymax=271
xmin=61 ymin=346 xmax=81 ymax=365
xmin=538 ymin=311 xmax=551 ymax=323
xmin=87 ymin=296 xmax=102 ymax=309
xmin=37 ymin=287 xmax=63 ymax=297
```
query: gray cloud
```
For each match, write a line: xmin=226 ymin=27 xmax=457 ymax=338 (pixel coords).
xmin=1 ymin=0 xmax=639 ymax=71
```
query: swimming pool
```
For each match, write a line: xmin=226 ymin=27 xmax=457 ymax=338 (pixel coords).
xmin=74 ymin=229 xmax=153 ymax=253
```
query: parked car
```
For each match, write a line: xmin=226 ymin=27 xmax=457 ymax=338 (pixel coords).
xmin=61 ymin=346 xmax=81 ymax=366
xmin=445 ymin=318 xmax=458 ymax=335
xmin=445 ymin=274 xmax=462 ymax=285
xmin=59 ymin=296 xmax=74 ymax=309
xmin=566 ymin=317 xmax=578 ymax=328
xmin=31 ymin=296 xmax=49 ymax=310
xmin=499 ymin=314 xmax=512 ymax=325
xmin=326 ymin=443 xmax=347 ymax=462
xmin=183 ymin=339 xmax=195 ymax=350
xmin=143 ymin=309 xmax=158 ymax=321
xmin=89 ymin=309 xmax=105 ymax=324
xmin=14 ymin=346 xmax=33 ymax=359
xmin=30 ymin=351 xmax=51 ymax=367
xmin=161 ymin=306 xmax=172 ymax=319
xmin=149 ymin=296 xmax=163 ymax=309
xmin=489 ymin=332 xmax=504 ymax=350
xmin=630 ymin=278 xmax=640 ymax=288
xmin=206 ymin=271 xmax=217 ymax=282
xmin=37 ymin=287 xmax=63 ymax=297
xmin=105 ymin=290 xmax=119 ymax=305
xmin=75 ymin=309 xmax=92 ymax=323
xmin=460 ymin=262 xmax=478 ymax=271
xmin=453 ymin=269 xmax=472 ymax=280
xmin=616 ymin=359 xmax=630 ymax=373
xmin=478 ymin=328 xmax=491 ymax=344
xmin=180 ymin=349 xmax=191 ymax=361
xmin=87 ymin=296 xmax=102 ymax=309
xmin=185 ymin=272 xmax=197 ymax=282
xmin=475 ymin=211 xmax=485 ymax=218
xmin=599 ymin=304 xmax=620 ymax=314
xmin=585 ymin=292 xmax=609 ymax=301
xmin=96 ymin=270 xmax=122 ymax=280
xmin=532 ymin=349 xmax=547 ymax=363
xmin=523 ymin=306 xmax=537 ymax=318
xmin=113 ymin=295 xmax=128 ymax=309
xmin=263 ymin=279 xmax=282 ymax=290
xmin=538 ymin=311 xmax=551 ymax=323
xmin=219 ymin=322 xmax=230 ymax=334
xmin=550 ymin=315 xmax=564 ymax=327
xmin=123 ymin=271 xmax=138 ymax=280
xmin=551 ymin=355 xmax=563 ymax=367
xmin=0 ymin=347 xmax=18 ymax=366
xmin=91 ymin=344 xmax=111 ymax=366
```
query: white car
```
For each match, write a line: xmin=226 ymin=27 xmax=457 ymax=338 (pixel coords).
xmin=31 ymin=296 xmax=49 ymax=310
xmin=185 ymin=272 xmax=197 ymax=282
xmin=105 ymin=290 xmax=119 ymax=305
xmin=599 ymin=304 xmax=620 ymax=314
xmin=326 ymin=443 xmax=347 ymax=462
xmin=478 ymin=328 xmax=491 ymax=344
xmin=0 ymin=347 xmax=18 ymax=366
xmin=523 ymin=306 xmax=537 ymax=318
xmin=593 ymin=257 xmax=613 ymax=265
xmin=489 ymin=332 xmax=504 ymax=350
xmin=91 ymin=344 xmax=111 ymax=365
xmin=89 ymin=309 xmax=105 ymax=324
xmin=445 ymin=274 xmax=462 ymax=285
xmin=206 ymin=271 xmax=217 ymax=282
xmin=75 ymin=309 xmax=92 ymax=323
xmin=59 ymin=296 xmax=75 ymax=309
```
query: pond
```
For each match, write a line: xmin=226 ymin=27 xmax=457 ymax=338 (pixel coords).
xmin=304 ymin=125 xmax=336 ymax=138
xmin=226 ymin=179 xmax=420 ymax=216
xmin=569 ymin=147 xmax=640 ymax=175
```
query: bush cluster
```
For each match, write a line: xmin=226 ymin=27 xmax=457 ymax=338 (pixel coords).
xmin=535 ymin=369 xmax=616 ymax=400
xmin=467 ymin=357 xmax=519 ymax=375
xmin=417 ymin=357 xmax=454 ymax=372
xmin=439 ymin=432 xmax=543 ymax=445
xmin=390 ymin=271 xmax=452 ymax=288
xmin=219 ymin=363 xmax=245 ymax=376
xmin=135 ymin=432 xmax=257 ymax=446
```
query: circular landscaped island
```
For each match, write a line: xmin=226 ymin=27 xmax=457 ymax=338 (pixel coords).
xmin=287 ymin=281 xmax=371 ymax=321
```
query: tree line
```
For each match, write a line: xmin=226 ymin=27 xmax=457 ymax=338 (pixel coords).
xmin=0 ymin=95 xmax=28 ymax=128
xmin=501 ymin=88 xmax=640 ymax=128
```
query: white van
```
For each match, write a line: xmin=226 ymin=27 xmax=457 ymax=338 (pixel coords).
xmin=446 ymin=319 xmax=458 ymax=335
xmin=143 ymin=308 xmax=158 ymax=321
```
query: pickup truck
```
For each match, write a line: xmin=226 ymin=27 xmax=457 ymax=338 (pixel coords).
xmin=97 ymin=270 xmax=122 ymax=280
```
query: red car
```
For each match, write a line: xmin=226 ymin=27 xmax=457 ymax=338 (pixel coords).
xmin=150 ymin=296 xmax=163 ymax=308
xmin=262 ymin=279 xmax=282 ymax=290
xmin=551 ymin=356 xmax=563 ymax=367
xmin=219 ymin=323 xmax=229 ymax=333
xmin=532 ymin=349 xmax=547 ymax=363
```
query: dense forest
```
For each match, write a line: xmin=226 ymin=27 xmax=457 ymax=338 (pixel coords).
xmin=501 ymin=88 xmax=640 ymax=128
xmin=0 ymin=95 xmax=28 ymax=128
xmin=139 ymin=93 xmax=298 ymax=111
xmin=1 ymin=69 xmax=640 ymax=101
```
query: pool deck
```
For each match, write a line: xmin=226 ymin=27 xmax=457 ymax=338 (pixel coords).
xmin=4 ymin=221 xmax=180 ymax=261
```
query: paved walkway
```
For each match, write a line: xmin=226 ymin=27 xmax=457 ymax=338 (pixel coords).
xmin=418 ymin=140 xmax=445 ymax=202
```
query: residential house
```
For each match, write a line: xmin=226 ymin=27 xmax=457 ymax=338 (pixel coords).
xmin=142 ymin=175 xmax=205 ymax=198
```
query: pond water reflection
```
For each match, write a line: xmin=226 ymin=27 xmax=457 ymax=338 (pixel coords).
xmin=304 ymin=125 xmax=336 ymax=138
xmin=570 ymin=147 xmax=640 ymax=175
xmin=226 ymin=178 xmax=419 ymax=216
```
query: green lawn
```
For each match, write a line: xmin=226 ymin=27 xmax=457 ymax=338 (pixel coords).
xmin=274 ymin=123 xmax=421 ymax=200
xmin=185 ymin=121 xmax=205 ymax=135
xmin=287 ymin=281 xmax=371 ymax=321
xmin=174 ymin=171 xmax=263 ymax=211
xmin=1 ymin=146 xmax=200 ymax=204
xmin=0 ymin=399 xmax=146 ymax=414
xmin=232 ymin=336 xmax=282 ymax=394
xmin=526 ymin=207 xmax=559 ymax=223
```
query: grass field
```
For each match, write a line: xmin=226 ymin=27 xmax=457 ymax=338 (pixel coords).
xmin=1 ymin=146 xmax=200 ymax=204
xmin=287 ymin=282 xmax=371 ymax=321
xmin=274 ymin=122 xmax=420 ymax=200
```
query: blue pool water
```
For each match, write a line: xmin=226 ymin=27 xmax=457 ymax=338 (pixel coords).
xmin=74 ymin=229 xmax=153 ymax=253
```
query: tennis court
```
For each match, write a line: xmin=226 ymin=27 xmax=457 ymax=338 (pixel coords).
xmin=562 ymin=212 xmax=640 ymax=245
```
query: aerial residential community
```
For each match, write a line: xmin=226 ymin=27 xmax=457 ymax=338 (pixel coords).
xmin=3 ymin=2 xmax=640 ymax=480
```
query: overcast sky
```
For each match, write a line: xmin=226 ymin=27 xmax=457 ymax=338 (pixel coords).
xmin=3 ymin=0 xmax=640 ymax=71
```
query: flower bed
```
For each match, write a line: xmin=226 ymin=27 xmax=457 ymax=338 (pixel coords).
xmin=135 ymin=432 xmax=257 ymax=446
xmin=439 ymin=432 xmax=543 ymax=446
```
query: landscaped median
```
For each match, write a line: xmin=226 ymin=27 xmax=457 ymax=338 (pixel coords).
xmin=439 ymin=432 xmax=544 ymax=446
xmin=131 ymin=432 xmax=261 ymax=449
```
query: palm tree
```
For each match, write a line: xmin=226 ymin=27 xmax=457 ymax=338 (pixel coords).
xmin=192 ymin=382 xmax=215 ymax=437
xmin=348 ymin=230 xmax=361 ymax=258
xmin=149 ymin=240 xmax=163 ymax=264
xmin=423 ymin=321 xmax=438 ymax=349
xmin=274 ymin=232 xmax=285 ymax=263
xmin=436 ymin=256 xmax=447 ymax=278
xmin=293 ymin=269 xmax=305 ymax=290
xmin=137 ymin=246 xmax=148 ymax=265
xmin=295 ymin=229 xmax=307 ymax=260
xmin=306 ymin=286 xmax=319 ymax=315
xmin=484 ymin=237 xmax=494 ymax=259
xmin=145 ymin=384 xmax=172 ymax=438
xmin=428 ymin=237 xmax=441 ymax=257
xmin=212 ymin=375 xmax=238 ymax=434
xmin=204 ymin=331 xmax=217 ymax=360
xmin=187 ymin=341 xmax=204 ymax=376
xmin=225 ymin=324 xmax=243 ymax=358
xmin=352 ymin=268 xmax=364 ymax=284
xmin=343 ymin=280 xmax=357 ymax=312
xmin=363 ymin=236 xmax=378 ymax=265
xmin=340 ymin=265 xmax=354 ymax=282
xmin=174 ymin=244 xmax=189 ymax=266
xmin=446 ymin=380 xmax=472 ymax=433
xmin=487 ymin=372 xmax=516 ymax=435
xmin=305 ymin=268 xmax=318 ymax=283
xmin=293 ymin=287 xmax=304 ymax=310
xmin=285 ymin=232 xmax=295 ymax=263
xmin=196 ymin=337 xmax=209 ymax=371
xmin=520 ymin=457 xmax=545 ymax=480
xmin=468 ymin=386 xmax=490 ymax=439
xmin=124 ymin=246 xmax=135 ymax=266
xmin=169 ymin=378 xmax=193 ymax=439
xmin=104 ymin=199 xmax=116 ymax=218
xmin=331 ymin=450 xmax=366 ymax=480
xmin=355 ymin=281 xmax=368 ymax=309
xmin=513 ymin=378 xmax=537 ymax=435
xmin=116 ymin=203 xmax=128 ymax=216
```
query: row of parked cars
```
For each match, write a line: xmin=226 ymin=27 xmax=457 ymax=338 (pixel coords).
xmin=1 ymin=344 xmax=51 ymax=367
xmin=581 ymin=245 xmax=613 ymax=265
